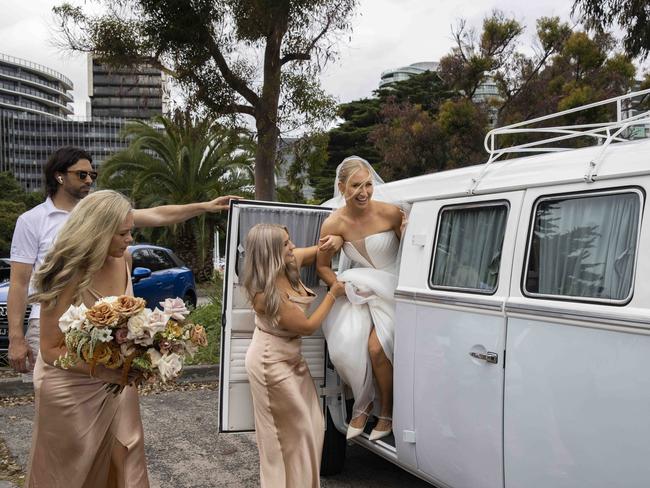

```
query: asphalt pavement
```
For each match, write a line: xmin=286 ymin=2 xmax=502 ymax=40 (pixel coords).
xmin=0 ymin=382 xmax=433 ymax=487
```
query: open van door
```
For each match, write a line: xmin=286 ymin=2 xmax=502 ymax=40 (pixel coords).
xmin=218 ymin=200 xmax=333 ymax=432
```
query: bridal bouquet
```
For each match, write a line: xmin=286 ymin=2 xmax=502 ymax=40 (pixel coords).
xmin=55 ymin=295 xmax=208 ymax=388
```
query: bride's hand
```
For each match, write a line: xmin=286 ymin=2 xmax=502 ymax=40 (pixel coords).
xmin=319 ymin=235 xmax=343 ymax=253
xmin=400 ymin=210 xmax=408 ymax=236
xmin=329 ymin=280 xmax=346 ymax=298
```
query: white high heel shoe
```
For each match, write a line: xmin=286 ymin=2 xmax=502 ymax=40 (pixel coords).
xmin=369 ymin=416 xmax=392 ymax=442
xmin=346 ymin=410 xmax=371 ymax=440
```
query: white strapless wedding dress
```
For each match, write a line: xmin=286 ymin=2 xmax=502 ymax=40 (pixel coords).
xmin=322 ymin=230 xmax=399 ymax=417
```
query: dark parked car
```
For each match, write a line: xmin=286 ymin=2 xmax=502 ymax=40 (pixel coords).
xmin=0 ymin=260 xmax=30 ymax=364
xmin=129 ymin=244 xmax=197 ymax=309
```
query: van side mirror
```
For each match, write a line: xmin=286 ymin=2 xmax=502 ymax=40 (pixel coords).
xmin=132 ymin=267 xmax=152 ymax=282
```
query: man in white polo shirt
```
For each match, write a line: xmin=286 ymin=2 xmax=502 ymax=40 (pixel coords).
xmin=8 ymin=146 xmax=238 ymax=379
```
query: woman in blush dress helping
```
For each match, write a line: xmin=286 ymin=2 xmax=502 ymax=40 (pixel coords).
xmin=27 ymin=190 xmax=148 ymax=487
xmin=317 ymin=156 xmax=403 ymax=442
xmin=243 ymin=224 xmax=345 ymax=488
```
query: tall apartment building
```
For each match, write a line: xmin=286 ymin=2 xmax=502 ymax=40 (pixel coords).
xmin=0 ymin=114 xmax=128 ymax=191
xmin=0 ymin=52 xmax=168 ymax=192
xmin=88 ymin=55 xmax=166 ymax=119
xmin=0 ymin=52 xmax=73 ymax=119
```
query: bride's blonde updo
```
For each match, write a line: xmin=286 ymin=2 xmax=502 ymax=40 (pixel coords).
xmin=337 ymin=157 xmax=373 ymax=198
xmin=32 ymin=190 xmax=133 ymax=309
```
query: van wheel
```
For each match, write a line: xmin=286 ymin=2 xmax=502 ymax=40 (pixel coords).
xmin=320 ymin=405 xmax=346 ymax=476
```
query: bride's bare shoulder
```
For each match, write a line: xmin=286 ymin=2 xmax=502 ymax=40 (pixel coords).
xmin=321 ymin=209 xmax=346 ymax=233
xmin=375 ymin=201 xmax=402 ymax=218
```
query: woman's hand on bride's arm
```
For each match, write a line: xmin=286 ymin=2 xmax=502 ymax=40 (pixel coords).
xmin=318 ymin=234 xmax=343 ymax=253
xmin=329 ymin=280 xmax=346 ymax=298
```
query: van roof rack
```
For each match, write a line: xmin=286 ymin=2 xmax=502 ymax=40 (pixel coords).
xmin=469 ymin=88 xmax=650 ymax=193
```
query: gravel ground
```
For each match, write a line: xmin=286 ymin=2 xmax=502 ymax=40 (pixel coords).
xmin=0 ymin=381 xmax=432 ymax=487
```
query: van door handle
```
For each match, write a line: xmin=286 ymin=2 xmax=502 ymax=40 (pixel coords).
xmin=469 ymin=351 xmax=498 ymax=364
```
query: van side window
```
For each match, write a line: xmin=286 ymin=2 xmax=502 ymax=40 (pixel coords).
xmin=525 ymin=191 xmax=641 ymax=303
xmin=430 ymin=203 xmax=508 ymax=293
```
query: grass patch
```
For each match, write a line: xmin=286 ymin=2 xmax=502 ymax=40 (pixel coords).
xmin=186 ymin=274 xmax=223 ymax=365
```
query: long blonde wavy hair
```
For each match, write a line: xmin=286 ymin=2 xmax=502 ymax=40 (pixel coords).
xmin=242 ymin=223 xmax=301 ymax=327
xmin=32 ymin=190 xmax=133 ymax=309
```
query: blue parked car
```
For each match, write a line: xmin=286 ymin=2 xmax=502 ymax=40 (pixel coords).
xmin=0 ymin=247 xmax=197 ymax=361
xmin=129 ymin=244 xmax=197 ymax=309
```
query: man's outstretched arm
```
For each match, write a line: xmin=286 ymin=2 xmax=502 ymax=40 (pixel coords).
xmin=132 ymin=195 xmax=241 ymax=227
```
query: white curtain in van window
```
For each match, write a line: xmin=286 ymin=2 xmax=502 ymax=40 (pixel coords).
xmin=431 ymin=205 xmax=508 ymax=292
xmin=533 ymin=192 xmax=639 ymax=301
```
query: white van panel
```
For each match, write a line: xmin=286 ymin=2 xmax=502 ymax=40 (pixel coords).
xmin=413 ymin=303 xmax=505 ymax=488
xmin=396 ymin=191 xmax=524 ymax=488
xmin=393 ymin=299 xmax=418 ymax=470
xmin=502 ymin=178 xmax=650 ymax=487
xmin=504 ymin=318 xmax=650 ymax=488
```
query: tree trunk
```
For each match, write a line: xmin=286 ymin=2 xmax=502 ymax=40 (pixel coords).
xmin=255 ymin=120 xmax=279 ymax=200
xmin=254 ymin=17 xmax=287 ymax=201
xmin=175 ymin=225 xmax=201 ymax=278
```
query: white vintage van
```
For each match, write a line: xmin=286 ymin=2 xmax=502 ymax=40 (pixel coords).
xmin=219 ymin=90 xmax=650 ymax=487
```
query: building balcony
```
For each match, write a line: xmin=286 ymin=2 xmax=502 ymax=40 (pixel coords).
xmin=0 ymin=52 xmax=73 ymax=89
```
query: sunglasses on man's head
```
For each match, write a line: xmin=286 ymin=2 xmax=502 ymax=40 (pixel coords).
xmin=66 ymin=170 xmax=98 ymax=182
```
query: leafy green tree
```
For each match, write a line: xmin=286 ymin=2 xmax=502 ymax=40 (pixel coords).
xmin=315 ymin=98 xmax=382 ymax=200
xmin=54 ymin=0 xmax=357 ymax=200
xmin=439 ymin=11 xmax=524 ymax=101
xmin=276 ymin=132 xmax=329 ymax=204
xmin=573 ymin=0 xmax=650 ymax=59
xmin=99 ymin=112 xmax=254 ymax=277
xmin=369 ymin=99 xmax=443 ymax=180
xmin=0 ymin=173 xmax=43 ymax=256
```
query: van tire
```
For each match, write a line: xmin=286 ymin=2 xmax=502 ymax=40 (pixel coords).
xmin=320 ymin=405 xmax=346 ymax=476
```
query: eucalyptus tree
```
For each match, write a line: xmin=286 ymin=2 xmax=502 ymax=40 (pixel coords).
xmin=54 ymin=0 xmax=357 ymax=200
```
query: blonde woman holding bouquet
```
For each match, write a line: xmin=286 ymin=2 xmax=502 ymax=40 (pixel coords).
xmin=242 ymin=224 xmax=346 ymax=488
xmin=27 ymin=190 xmax=149 ymax=488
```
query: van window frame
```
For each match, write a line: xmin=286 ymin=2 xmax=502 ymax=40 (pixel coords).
xmin=428 ymin=199 xmax=510 ymax=295
xmin=522 ymin=187 xmax=645 ymax=306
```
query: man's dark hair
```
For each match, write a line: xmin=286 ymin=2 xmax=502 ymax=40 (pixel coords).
xmin=43 ymin=147 xmax=93 ymax=197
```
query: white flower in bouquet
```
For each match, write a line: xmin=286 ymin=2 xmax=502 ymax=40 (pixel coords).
xmin=58 ymin=304 xmax=88 ymax=333
xmin=157 ymin=352 xmax=183 ymax=382
xmin=143 ymin=308 xmax=170 ymax=337
xmin=147 ymin=348 xmax=162 ymax=367
xmin=90 ymin=327 xmax=113 ymax=343
xmin=127 ymin=308 xmax=154 ymax=345
xmin=97 ymin=296 xmax=119 ymax=305
xmin=160 ymin=298 xmax=190 ymax=321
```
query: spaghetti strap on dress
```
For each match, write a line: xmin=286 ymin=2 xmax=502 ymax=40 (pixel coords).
xmin=26 ymin=258 xmax=149 ymax=488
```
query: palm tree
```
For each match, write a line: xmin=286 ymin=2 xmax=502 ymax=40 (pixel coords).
xmin=99 ymin=111 xmax=254 ymax=277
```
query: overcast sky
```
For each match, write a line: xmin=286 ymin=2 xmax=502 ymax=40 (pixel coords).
xmin=0 ymin=0 xmax=592 ymax=117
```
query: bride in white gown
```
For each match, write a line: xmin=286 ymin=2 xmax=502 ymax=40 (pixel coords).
xmin=317 ymin=156 xmax=403 ymax=441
